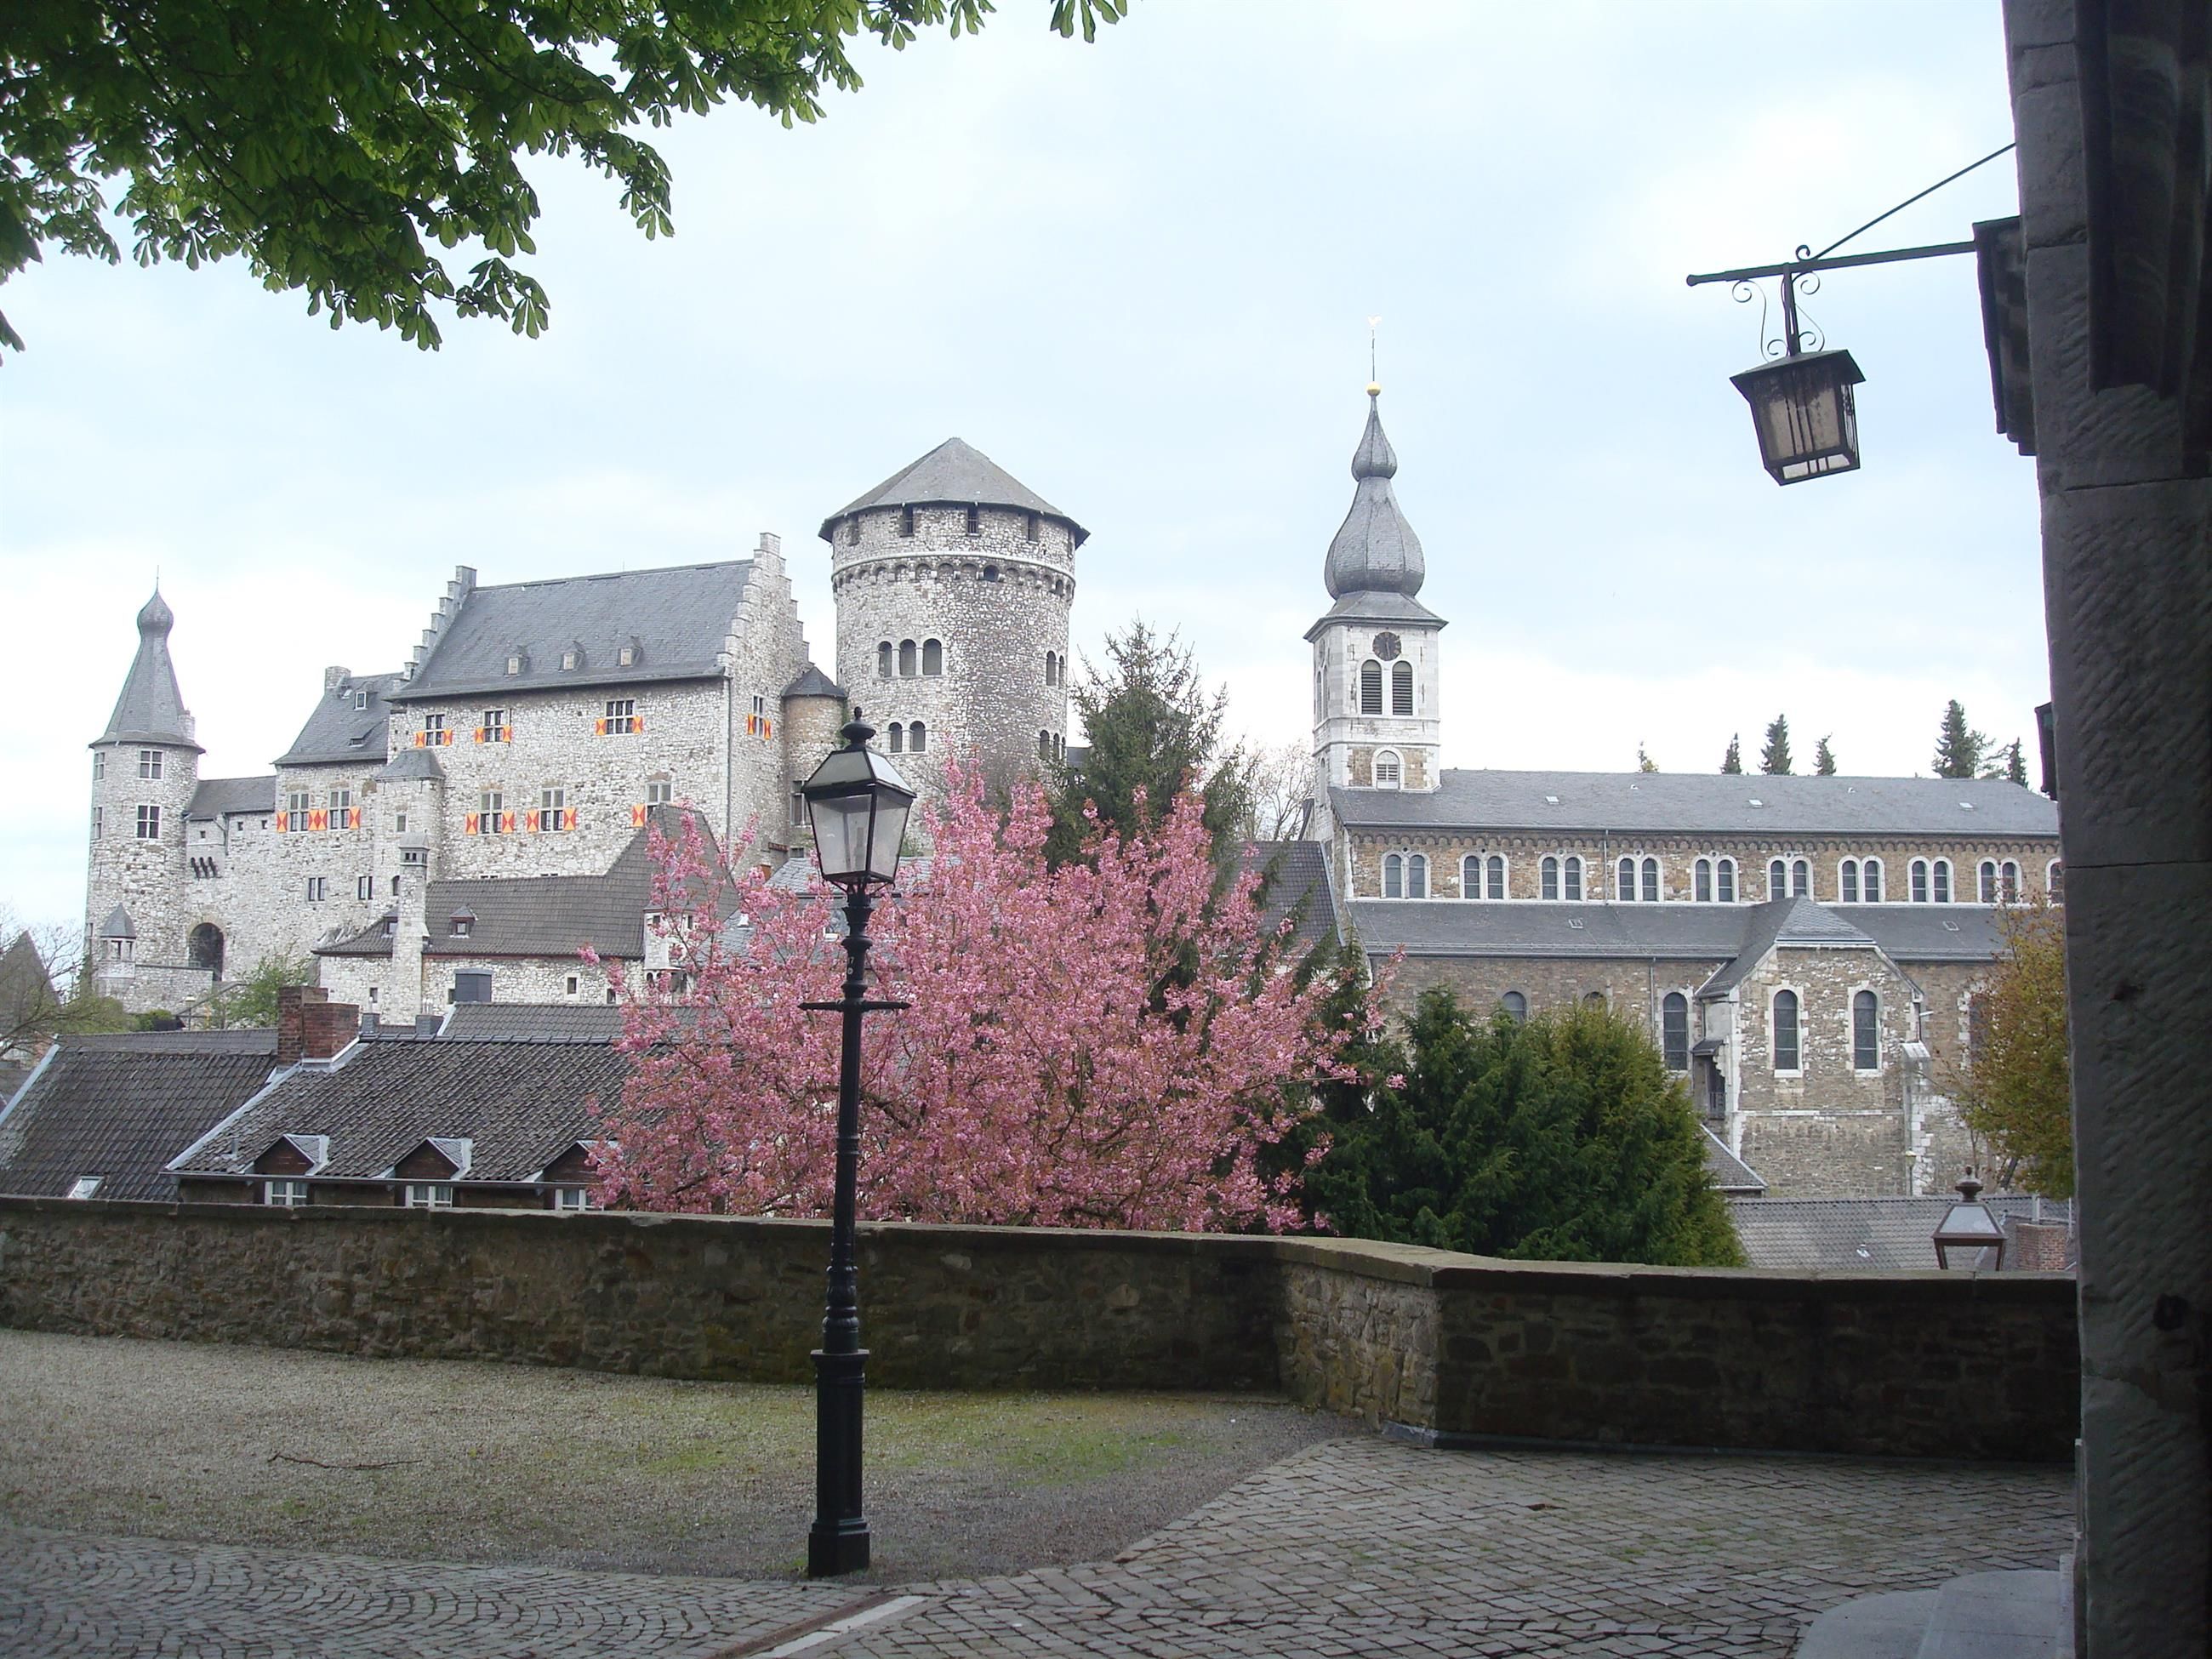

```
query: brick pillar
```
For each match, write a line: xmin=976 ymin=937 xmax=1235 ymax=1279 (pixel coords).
xmin=2002 ymin=4 xmax=2212 ymax=1652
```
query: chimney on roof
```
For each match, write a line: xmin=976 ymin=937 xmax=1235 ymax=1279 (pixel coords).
xmin=276 ymin=984 xmax=359 ymax=1066
xmin=323 ymin=666 xmax=352 ymax=694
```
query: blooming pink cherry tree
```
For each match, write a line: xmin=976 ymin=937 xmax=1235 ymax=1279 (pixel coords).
xmin=592 ymin=772 xmax=1366 ymax=1231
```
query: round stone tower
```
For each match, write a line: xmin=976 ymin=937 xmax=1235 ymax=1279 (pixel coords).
xmin=87 ymin=590 xmax=202 ymax=1008
xmin=820 ymin=439 xmax=1082 ymax=801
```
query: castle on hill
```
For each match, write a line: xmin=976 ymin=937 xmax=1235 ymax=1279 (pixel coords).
xmin=83 ymin=400 xmax=2061 ymax=1196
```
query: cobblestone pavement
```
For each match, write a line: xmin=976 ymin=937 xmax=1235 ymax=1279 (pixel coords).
xmin=0 ymin=1436 xmax=2072 ymax=1658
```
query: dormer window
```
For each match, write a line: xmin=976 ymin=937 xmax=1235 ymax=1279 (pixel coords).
xmin=448 ymin=909 xmax=476 ymax=939
xmin=618 ymin=639 xmax=641 ymax=668
xmin=353 ymin=688 xmax=369 ymax=711
xmin=67 ymin=1177 xmax=102 ymax=1200
xmin=505 ymin=649 xmax=527 ymax=676
xmin=562 ymin=643 xmax=584 ymax=672
xmin=401 ymin=845 xmax=426 ymax=868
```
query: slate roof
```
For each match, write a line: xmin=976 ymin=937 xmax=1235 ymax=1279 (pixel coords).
xmin=317 ymin=809 xmax=721 ymax=962
xmin=1331 ymin=771 xmax=2061 ymax=837
xmin=277 ymin=673 xmax=401 ymax=767
xmin=168 ymin=1038 xmax=625 ymax=1184
xmin=388 ymin=562 xmax=751 ymax=703
xmin=0 ymin=1030 xmax=278 ymax=1201
xmin=1730 ymin=1194 xmax=2074 ymax=1272
xmin=820 ymin=438 xmax=1089 ymax=546
xmin=1701 ymin=1126 xmax=1766 ymax=1194
xmin=784 ymin=663 xmax=847 ymax=700
xmin=1244 ymin=841 xmax=1341 ymax=959
xmin=1698 ymin=897 xmax=1873 ymax=995
xmin=1345 ymin=897 xmax=2009 ymax=972
xmin=1323 ymin=393 xmax=1426 ymax=600
xmin=1303 ymin=589 xmax=1445 ymax=640
xmin=186 ymin=775 xmax=277 ymax=818
xmin=440 ymin=1003 xmax=627 ymax=1043
xmin=375 ymin=748 xmax=446 ymax=783
xmin=99 ymin=590 xmax=201 ymax=751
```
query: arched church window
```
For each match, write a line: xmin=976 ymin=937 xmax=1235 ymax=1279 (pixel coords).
xmin=1382 ymin=853 xmax=1404 ymax=899
xmin=1980 ymin=859 xmax=1998 ymax=904
xmin=1464 ymin=855 xmax=1485 ymax=900
xmin=1485 ymin=854 xmax=1505 ymax=899
xmin=1541 ymin=855 xmax=1559 ymax=900
xmin=1792 ymin=858 xmax=1810 ymax=898
xmin=1617 ymin=857 xmax=1636 ymax=901
xmin=1563 ymin=855 xmax=1584 ymax=901
xmin=898 ymin=640 xmax=917 ymax=677
xmin=1373 ymin=750 xmax=1401 ymax=789
xmin=1391 ymin=661 xmax=1414 ymax=715
xmin=1405 ymin=853 xmax=1428 ymax=899
xmin=1933 ymin=859 xmax=1953 ymax=904
xmin=1769 ymin=858 xmax=1787 ymax=899
xmin=1360 ymin=660 xmax=1383 ymax=715
xmin=922 ymin=639 xmax=944 ymax=676
xmin=1716 ymin=858 xmax=1736 ymax=903
xmin=2047 ymin=859 xmax=2064 ymax=900
xmin=1862 ymin=858 xmax=1883 ymax=903
xmin=1773 ymin=989 xmax=1802 ymax=1071
xmin=877 ymin=641 xmax=892 ymax=678
xmin=1662 ymin=993 xmax=1689 ymax=1070
xmin=1696 ymin=858 xmax=1713 ymax=903
xmin=1911 ymin=858 xmax=1930 ymax=903
xmin=1853 ymin=989 xmax=1880 ymax=1070
xmin=1501 ymin=991 xmax=1527 ymax=1023
xmin=1641 ymin=857 xmax=1660 ymax=903
xmin=1841 ymin=859 xmax=1861 ymax=904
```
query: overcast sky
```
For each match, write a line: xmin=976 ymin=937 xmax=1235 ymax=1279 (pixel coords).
xmin=0 ymin=2 xmax=2042 ymax=938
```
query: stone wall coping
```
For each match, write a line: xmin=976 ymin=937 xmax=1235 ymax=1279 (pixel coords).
xmin=0 ymin=1197 xmax=2073 ymax=1307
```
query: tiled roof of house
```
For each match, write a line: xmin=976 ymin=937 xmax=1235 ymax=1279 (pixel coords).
xmin=277 ymin=673 xmax=402 ymax=767
xmin=1243 ymin=841 xmax=1341 ymax=960
xmin=0 ymin=1030 xmax=278 ymax=1201
xmin=1331 ymin=772 xmax=2061 ymax=837
xmin=185 ymin=774 xmax=278 ymax=818
xmin=820 ymin=438 xmax=1087 ymax=545
xmin=388 ymin=562 xmax=751 ymax=703
xmin=1728 ymin=1194 xmax=2074 ymax=1271
xmin=168 ymin=1038 xmax=624 ymax=1183
xmin=439 ymin=1004 xmax=627 ymax=1042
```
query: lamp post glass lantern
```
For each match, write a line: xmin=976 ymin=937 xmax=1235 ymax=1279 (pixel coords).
xmin=1932 ymin=1168 xmax=2009 ymax=1271
xmin=795 ymin=715 xmax=914 ymax=1577
xmin=1730 ymin=347 xmax=1867 ymax=485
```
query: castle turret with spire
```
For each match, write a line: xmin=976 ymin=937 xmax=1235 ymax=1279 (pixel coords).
xmin=1307 ymin=385 xmax=1445 ymax=835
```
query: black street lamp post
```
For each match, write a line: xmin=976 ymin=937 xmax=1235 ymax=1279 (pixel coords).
xmin=795 ymin=715 xmax=915 ymax=1579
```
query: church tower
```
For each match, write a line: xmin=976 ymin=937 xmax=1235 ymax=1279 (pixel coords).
xmin=1307 ymin=387 xmax=1445 ymax=816
xmin=821 ymin=438 xmax=1081 ymax=798
xmin=86 ymin=590 xmax=201 ymax=1008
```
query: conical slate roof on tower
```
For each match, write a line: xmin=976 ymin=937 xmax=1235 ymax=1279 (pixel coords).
xmin=97 ymin=590 xmax=201 ymax=751
xmin=818 ymin=437 xmax=1088 ymax=545
xmin=1324 ymin=391 xmax=1426 ymax=599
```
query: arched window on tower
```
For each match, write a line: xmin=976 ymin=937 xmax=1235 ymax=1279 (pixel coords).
xmin=965 ymin=505 xmax=981 ymax=535
xmin=1391 ymin=661 xmax=1414 ymax=715
xmin=887 ymin=722 xmax=904 ymax=754
xmin=898 ymin=640 xmax=917 ymax=677
xmin=877 ymin=641 xmax=892 ymax=678
xmin=1373 ymin=750 xmax=1401 ymax=789
xmin=1360 ymin=660 xmax=1383 ymax=715
xmin=1662 ymin=993 xmax=1689 ymax=1071
xmin=909 ymin=721 xmax=926 ymax=754
xmin=1040 ymin=730 xmax=1052 ymax=759
xmin=1054 ymin=733 xmax=1065 ymax=761
xmin=1044 ymin=651 xmax=1058 ymax=687
xmin=922 ymin=639 xmax=944 ymax=676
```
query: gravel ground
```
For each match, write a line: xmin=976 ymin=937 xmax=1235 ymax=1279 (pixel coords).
xmin=0 ymin=1331 xmax=1350 ymax=1583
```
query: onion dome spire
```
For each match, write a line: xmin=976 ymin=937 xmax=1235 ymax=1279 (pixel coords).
xmin=1323 ymin=388 xmax=1426 ymax=599
xmin=97 ymin=586 xmax=201 ymax=751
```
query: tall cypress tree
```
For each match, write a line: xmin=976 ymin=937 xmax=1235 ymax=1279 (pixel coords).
xmin=1814 ymin=734 xmax=1838 ymax=775
xmin=2004 ymin=738 xmax=2028 ymax=785
xmin=1933 ymin=699 xmax=1989 ymax=778
xmin=1759 ymin=715 xmax=1793 ymax=775
xmin=1720 ymin=734 xmax=1742 ymax=774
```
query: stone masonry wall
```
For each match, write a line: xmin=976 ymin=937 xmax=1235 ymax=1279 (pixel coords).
xmin=0 ymin=1199 xmax=2076 ymax=1461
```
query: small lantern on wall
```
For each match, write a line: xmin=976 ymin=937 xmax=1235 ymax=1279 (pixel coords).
xmin=1730 ymin=348 xmax=1867 ymax=485
xmin=1933 ymin=1168 xmax=2009 ymax=1270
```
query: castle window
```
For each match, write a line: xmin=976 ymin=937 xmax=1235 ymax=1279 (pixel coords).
xmin=1933 ymin=858 xmax=1953 ymax=904
xmin=566 ymin=974 xmax=581 ymax=998
xmin=1840 ymin=859 xmax=1860 ymax=904
xmin=898 ymin=640 xmax=917 ymax=677
xmin=982 ymin=564 xmax=1000 ymax=582
xmin=2048 ymin=859 xmax=2064 ymax=900
xmin=1501 ymin=991 xmax=1527 ymax=1023
xmin=1716 ymin=858 xmax=1736 ymax=903
xmin=136 ymin=804 xmax=161 ymax=839
xmin=1617 ymin=857 xmax=1636 ymax=901
xmin=1390 ymin=661 xmax=1414 ymax=715
xmin=602 ymin=698 xmax=638 ymax=736
xmin=287 ymin=790 xmax=311 ymax=832
xmin=421 ymin=713 xmax=447 ymax=746
xmin=878 ymin=641 xmax=893 ymax=678
xmin=1541 ymin=855 xmax=1559 ymax=900
xmin=357 ymin=875 xmax=372 ymax=900
xmin=1853 ymin=990 xmax=1879 ymax=1070
xmin=265 ymin=1179 xmax=309 ymax=1207
xmin=1772 ymin=989 xmax=1802 ymax=1072
xmin=138 ymin=748 xmax=162 ymax=780
xmin=1662 ymin=993 xmax=1690 ymax=1070
xmin=889 ymin=723 xmax=904 ymax=754
xmin=1769 ymin=858 xmax=1787 ymax=899
xmin=922 ymin=639 xmax=944 ymax=676
xmin=1862 ymin=858 xmax=1883 ymax=903
xmin=1038 ymin=729 xmax=1051 ymax=759
xmin=909 ymin=721 xmax=926 ymax=754
xmin=306 ymin=877 xmax=328 ymax=904
xmin=1382 ymin=853 xmax=1404 ymax=899
xmin=848 ymin=517 xmax=862 ymax=544
xmin=1359 ymin=660 xmax=1383 ymax=715
xmin=1911 ymin=858 xmax=1930 ymax=903
xmin=899 ymin=507 xmax=915 ymax=538
xmin=1583 ymin=991 xmax=1607 ymax=1011
xmin=1055 ymin=732 xmax=1065 ymax=761
xmin=647 ymin=778 xmax=672 ymax=806
xmin=965 ymin=505 xmax=982 ymax=535
xmin=1405 ymin=853 xmax=1428 ymax=899
xmin=1563 ymin=855 xmax=1583 ymax=901
xmin=1642 ymin=857 xmax=1660 ymax=903
xmin=93 ymin=751 xmax=105 ymax=780
xmin=478 ymin=788 xmax=504 ymax=831
xmin=330 ymin=788 xmax=353 ymax=830
xmin=454 ymin=969 xmax=493 ymax=1004
xmin=1045 ymin=650 xmax=1058 ymax=687
xmin=1373 ymin=750 xmax=1401 ymax=789
xmin=1696 ymin=858 xmax=1713 ymax=903
xmin=539 ymin=785 xmax=567 ymax=832
xmin=92 ymin=807 xmax=103 ymax=840
xmin=354 ymin=688 xmax=369 ymax=710
xmin=405 ymin=1183 xmax=456 ymax=1209
xmin=1025 ymin=511 xmax=1040 ymax=542
xmin=482 ymin=708 xmax=508 ymax=743
xmin=391 ymin=876 xmax=402 ymax=897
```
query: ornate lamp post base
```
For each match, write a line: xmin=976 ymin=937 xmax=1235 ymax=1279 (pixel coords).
xmin=808 ymin=1344 xmax=871 ymax=1576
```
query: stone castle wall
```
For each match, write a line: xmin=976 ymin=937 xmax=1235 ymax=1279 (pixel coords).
xmin=0 ymin=1198 xmax=2078 ymax=1462
xmin=86 ymin=738 xmax=200 ymax=1002
xmin=831 ymin=505 xmax=1072 ymax=796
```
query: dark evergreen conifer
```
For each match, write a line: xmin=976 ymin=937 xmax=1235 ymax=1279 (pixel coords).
xmin=1720 ymin=734 xmax=1742 ymax=774
xmin=1759 ymin=715 xmax=1793 ymax=775
xmin=1933 ymin=699 xmax=1990 ymax=778
xmin=1814 ymin=734 xmax=1838 ymax=775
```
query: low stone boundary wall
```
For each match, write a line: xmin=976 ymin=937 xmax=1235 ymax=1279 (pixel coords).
xmin=0 ymin=1198 xmax=2076 ymax=1461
